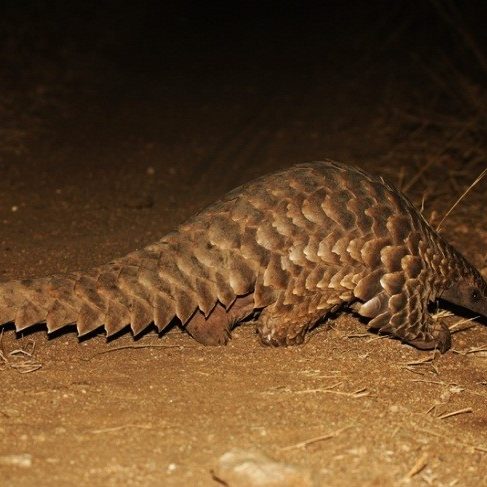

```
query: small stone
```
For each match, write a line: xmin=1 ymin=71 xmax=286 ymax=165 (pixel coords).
xmin=449 ymin=385 xmax=464 ymax=394
xmin=213 ymin=449 xmax=319 ymax=487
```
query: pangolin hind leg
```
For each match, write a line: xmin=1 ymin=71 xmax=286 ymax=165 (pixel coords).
xmin=378 ymin=314 xmax=451 ymax=353
xmin=255 ymin=299 xmax=328 ymax=346
xmin=184 ymin=293 xmax=255 ymax=345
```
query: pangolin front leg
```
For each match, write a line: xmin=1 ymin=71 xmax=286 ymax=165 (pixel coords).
xmin=403 ymin=319 xmax=451 ymax=353
xmin=359 ymin=280 xmax=452 ymax=353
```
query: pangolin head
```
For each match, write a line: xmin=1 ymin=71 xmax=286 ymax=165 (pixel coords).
xmin=440 ymin=267 xmax=487 ymax=318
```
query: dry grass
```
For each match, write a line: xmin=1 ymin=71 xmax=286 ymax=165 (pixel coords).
xmin=435 ymin=167 xmax=487 ymax=231
xmin=378 ymin=2 xmax=487 ymax=219
xmin=0 ymin=331 xmax=42 ymax=373
xmin=280 ymin=425 xmax=353 ymax=451
xmin=404 ymin=452 xmax=428 ymax=480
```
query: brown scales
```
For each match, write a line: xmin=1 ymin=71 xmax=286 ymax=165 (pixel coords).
xmin=1 ymin=160 xmax=486 ymax=352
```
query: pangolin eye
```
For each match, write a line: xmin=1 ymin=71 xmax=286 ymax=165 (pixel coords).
xmin=471 ymin=289 xmax=481 ymax=302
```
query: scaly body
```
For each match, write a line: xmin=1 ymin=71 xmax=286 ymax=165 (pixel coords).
xmin=1 ymin=161 xmax=486 ymax=352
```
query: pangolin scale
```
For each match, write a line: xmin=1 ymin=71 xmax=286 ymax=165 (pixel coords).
xmin=1 ymin=160 xmax=486 ymax=352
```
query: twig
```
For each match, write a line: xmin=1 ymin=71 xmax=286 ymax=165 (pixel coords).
xmin=438 ymin=407 xmax=473 ymax=420
xmin=425 ymin=403 xmax=441 ymax=415
xmin=280 ymin=426 xmax=352 ymax=451
xmin=404 ymin=355 xmax=435 ymax=366
xmin=293 ymin=382 xmax=369 ymax=398
xmin=404 ymin=452 xmax=428 ymax=479
xmin=411 ymin=379 xmax=447 ymax=386
xmin=452 ymin=345 xmax=487 ymax=356
xmin=345 ymin=332 xmax=389 ymax=344
xmin=91 ymin=423 xmax=152 ymax=434
xmin=436 ymin=167 xmax=487 ymax=231
xmin=346 ymin=333 xmax=371 ymax=339
xmin=403 ymin=366 xmax=426 ymax=376
xmin=449 ymin=324 xmax=477 ymax=335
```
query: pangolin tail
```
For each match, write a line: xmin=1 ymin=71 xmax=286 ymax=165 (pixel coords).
xmin=0 ymin=260 xmax=163 ymax=337
xmin=0 ymin=238 xmax=232 ymax=337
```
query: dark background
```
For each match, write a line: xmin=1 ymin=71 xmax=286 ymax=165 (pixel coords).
xmin=2 ymin=1 xmax=486 ymax=111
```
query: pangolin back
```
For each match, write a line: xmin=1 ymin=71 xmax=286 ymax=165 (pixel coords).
xmin=1 ymin=160 xmax=486 ymax=352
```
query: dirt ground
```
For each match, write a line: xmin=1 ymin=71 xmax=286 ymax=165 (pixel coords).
xmin=0 ymin=4 xmax=486 ymax=486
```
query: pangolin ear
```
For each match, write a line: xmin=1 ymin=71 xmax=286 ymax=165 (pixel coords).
xmin=439 ymin=284 xmax=460 ymax=306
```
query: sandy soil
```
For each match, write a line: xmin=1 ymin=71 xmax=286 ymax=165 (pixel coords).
xmin=0 ymin=7 xmax=486 ymax=486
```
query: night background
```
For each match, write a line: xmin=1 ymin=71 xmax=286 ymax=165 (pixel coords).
xmin=1 ymin=1 xmax=486 ymax=485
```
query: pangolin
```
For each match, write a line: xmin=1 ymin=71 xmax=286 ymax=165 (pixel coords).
xmin=1 ymin=160 xmax=486 ymax=353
